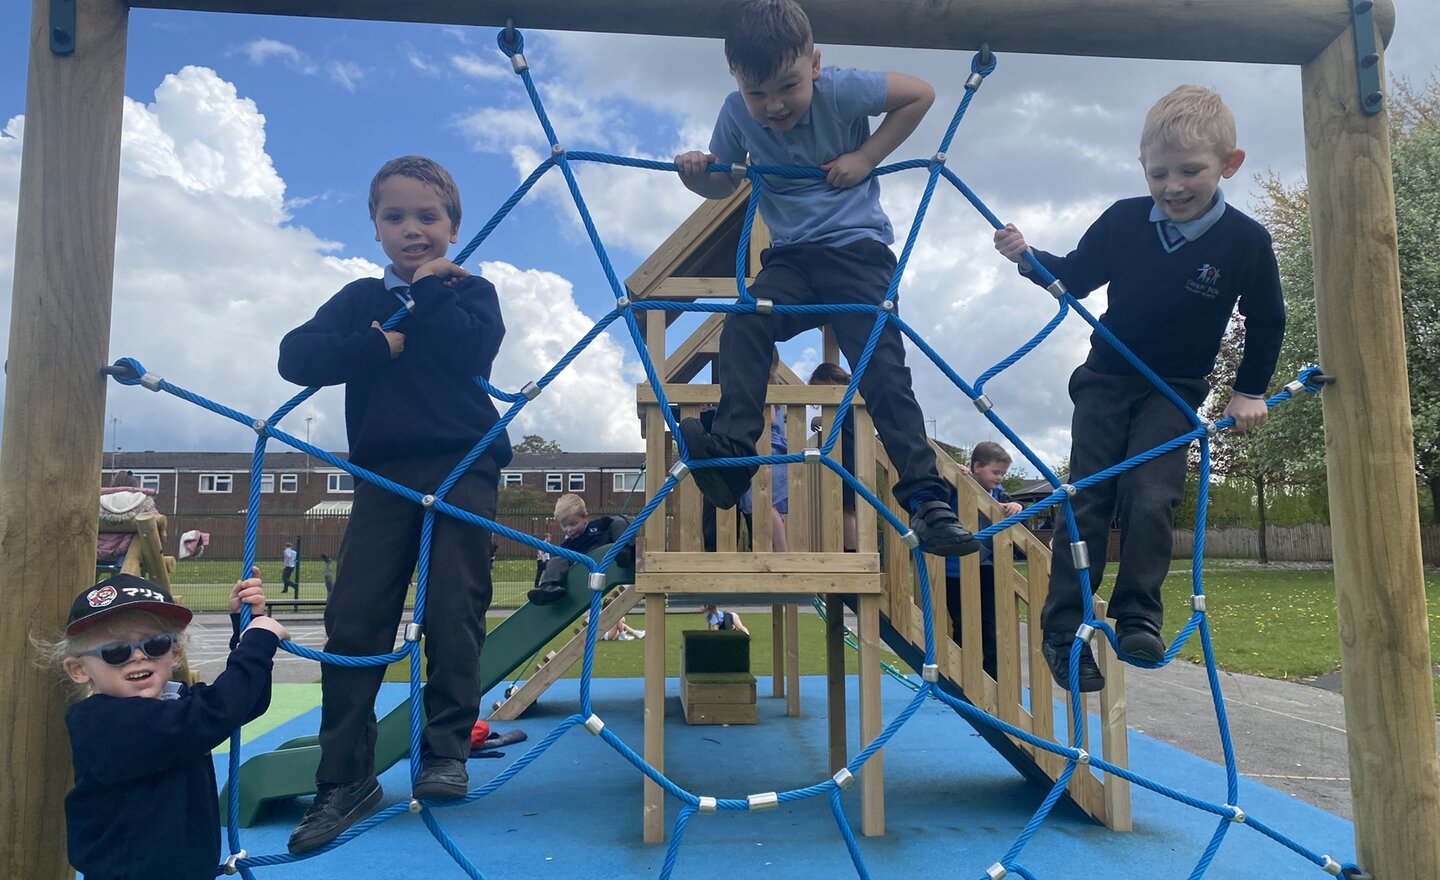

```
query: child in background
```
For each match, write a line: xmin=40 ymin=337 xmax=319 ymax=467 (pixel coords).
xmin=703 ymin=604 xmax=751 ymax=636
xmin=994 ymin=85 xmax=1283 ymax=691
xmin=946 ymin=441 xmax=1023 ymax=679
xmin=281 ymin=541 xmax=298 ymax=594
xmin=673 ymin=0 xmax=977 ymax=561
xmin=48 ymin=573 xmax=286 ymax=880
xmin=528 ymin=494 xmax=634 ymax=606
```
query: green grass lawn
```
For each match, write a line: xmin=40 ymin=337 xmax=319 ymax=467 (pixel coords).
xmin=1159 ymin=566 xmax=1440 ymax=711
xmin=384 ymin=610 xmax=906 ymax=685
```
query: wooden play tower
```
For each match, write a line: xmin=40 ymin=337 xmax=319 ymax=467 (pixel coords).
xmin=4 ymin=2 xmax=1436 ymax=879
xmin=624 ymin=186 xmax=1131 ymax=840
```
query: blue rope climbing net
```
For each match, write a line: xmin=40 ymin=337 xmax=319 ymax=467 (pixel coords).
xmin=105 ymin=27 xmax=1359 ymax=880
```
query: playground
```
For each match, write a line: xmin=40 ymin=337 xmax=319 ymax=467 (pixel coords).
xmin=3 ymin=2 xmax=1438 ymax=880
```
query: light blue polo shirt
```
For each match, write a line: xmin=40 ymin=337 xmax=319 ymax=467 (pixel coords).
xmin=710 ymin=66 xmax=894 ymax=248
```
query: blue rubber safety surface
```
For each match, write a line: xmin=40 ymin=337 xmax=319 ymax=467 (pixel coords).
xmin=212 ymin=677 xmax=1355 ymax=879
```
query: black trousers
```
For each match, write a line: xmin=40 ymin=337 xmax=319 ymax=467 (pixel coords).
xmin=946 ymin=564 xmax=997 ymax=678
xmin=1040 ymin=366 xmax=1209 ymax=636
xmin=711 ymin=240 xmax=946 ymax=507
xmin=317 ymin=454 xmax=499 ymax=783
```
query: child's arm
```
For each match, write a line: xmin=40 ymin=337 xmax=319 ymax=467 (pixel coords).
xmin=405 ymin=262 xmax=506 ymax=377
xmin=1224 ymin=237 xmax=1287 ymax=433
xmin=675 ymin=150 xmax=739 ymax=199
xmin=279 ymin=285 xmax=396 ymax=387
xmin=823 ymin=72 xmax=935 ymax=189
xmin=65 ymin=628 xmax=285 ymax=786
xmin=993 ymin=206 xmax=1119 ymax=298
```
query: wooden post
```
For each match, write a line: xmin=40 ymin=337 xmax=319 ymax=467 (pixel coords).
xmin=1301 ymin=28 xmax=1440 ymax=880
xmin=1 ymin=3 xmax=128 ymax=878
xmin=643 ymin=593 xmax=667 ymax=842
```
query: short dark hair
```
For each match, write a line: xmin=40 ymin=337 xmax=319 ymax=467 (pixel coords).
xmin=368 ymin=155 xmax=462 ymax=231
xmin=807 ymin=362 xmax=850 ymax=386
xmin=970 ymin=441 xmax=1012 ymax=468
xmin=725 ymin=0 xmax=814 ymax=84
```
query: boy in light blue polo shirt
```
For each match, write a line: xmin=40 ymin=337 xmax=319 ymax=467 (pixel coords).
xmin=674 ymin=0 xmax=977 ymax=558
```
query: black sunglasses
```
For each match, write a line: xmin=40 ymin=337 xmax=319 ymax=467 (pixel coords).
xmin=76 ymin=633 xmax=178 ymax=667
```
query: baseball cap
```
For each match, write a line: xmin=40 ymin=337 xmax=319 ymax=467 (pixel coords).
xmin=66 ymin=573 xmax=193 ymax=637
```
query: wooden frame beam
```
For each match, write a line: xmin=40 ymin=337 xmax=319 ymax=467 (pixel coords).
xmin=127 ymin=0 xmax=1393 ymax=65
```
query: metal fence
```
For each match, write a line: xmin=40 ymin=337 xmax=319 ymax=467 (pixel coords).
xmin=158 ymin=507 xmax=620 ymax=612
xmin=1174 ymin=523 xmax=1440 ymax=565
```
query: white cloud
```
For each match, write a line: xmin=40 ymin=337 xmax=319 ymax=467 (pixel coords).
xmin=240 ymin=38 xmax=316 ymax=74
xmin=450 ymin=54 xmax=510 ymax=80
xmin=326 ymin=61 xmax=364 ymax=93
xmin=0 ymin=66 xmax=645 ymax=459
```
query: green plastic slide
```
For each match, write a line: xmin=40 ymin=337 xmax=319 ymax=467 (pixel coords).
xmin=220 ymin=544 xmax=632 ymax=827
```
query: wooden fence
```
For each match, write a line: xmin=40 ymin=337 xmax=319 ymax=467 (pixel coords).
xmin=1174 ymin=523 xmax=1440 ymax=566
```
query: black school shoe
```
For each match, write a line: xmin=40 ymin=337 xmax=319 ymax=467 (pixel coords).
xmin=527 ymin=582 xmax=567 ymax=606
xmin=1116 ymin=617 xmax=1167 ymax=663
xmin=1040 ymin=633 xmax=1105 ymax=693
xmin=288 ymin=777 xmax=383 ymax=854
xmin=413 ymin=755 xmax=469 ymax=800
xmin=908 ymin=499 xmax=980 ymax=557
xmin=677 ymin=417 xmax=756 ymax=510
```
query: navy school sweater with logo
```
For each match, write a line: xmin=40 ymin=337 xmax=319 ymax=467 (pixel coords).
xmin=1025 ymin=197 xmax=1285 ymax=396
xmin=65 ymin=629 xmax=279 ymax=880
xmin=278 ymin=274 xmax=513 ymax=470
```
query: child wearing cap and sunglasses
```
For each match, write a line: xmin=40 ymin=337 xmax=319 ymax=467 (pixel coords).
xmin=42 ymin=572 xmax=288 ymax=880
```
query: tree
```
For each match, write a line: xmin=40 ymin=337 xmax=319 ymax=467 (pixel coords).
xmin=1240 ymin=71 xmax=1440 ymax=524
xmin=513 ymin=434 xmax=562 ymax=454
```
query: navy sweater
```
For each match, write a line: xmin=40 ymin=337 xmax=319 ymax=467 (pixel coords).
xmin=65 ymin=629 xmax=279 ymax=880
xmin=278 ymin=274 xmax=513 ymax=469
xmin=1026 ymin=197 xmax=1285 ymax=395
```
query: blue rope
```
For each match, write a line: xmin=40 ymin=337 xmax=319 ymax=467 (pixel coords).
xmin=106 ymin=30 xmax=1356 ymax=880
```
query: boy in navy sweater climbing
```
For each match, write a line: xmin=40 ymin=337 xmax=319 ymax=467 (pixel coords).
xmin=673 ymin=0 xmax=977 ymax=559
xmin=279 ymin=155 xmax=512 ymax=852
xmin=995 ymin=85 xmax=1283 ymax=692
xmin=528 ymin=493 xmax=635 ymax=605
xmin=54 ymin=572 xmax=285 ymax=880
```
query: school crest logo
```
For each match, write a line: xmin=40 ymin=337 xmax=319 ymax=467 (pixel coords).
xmin=87 ymin=585 xmax=118 ymax=608
xmin=1185 ymin=263 xmax=1223 ymax=299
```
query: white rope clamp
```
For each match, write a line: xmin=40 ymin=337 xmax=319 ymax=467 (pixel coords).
xmin=930 ymin=151 xmax=947 ymax=167
xmin=251 ymin=419 xmax=267 ymax=435
xmin=1073 ymin=748 xmax=1090 ymax=765
xmin=901 ymin=530 xmax=921 ymax=550
xmin=964 ymin=72 xmax=985 ymax=92
xmin=511 ymin=53 xmax=529 ymax=73
xmin=1225 ymin=805 xmax=1246 ymax=823
xmin=747 ymin=791 xmax=779 ymax=811
xmin=754 ymin=298 xmax=774 ymax=315
xmin=729 ymin=161 xmax=749 ymax=183
xmin=222 ymin=850 xmax=248 ymax=875
xmin=1319 ymin=856 xmax=1342 ymax=876
xmin=584 ymin=714 xmax=606 ymax=735
xmin=985 ymin=864 xmax=1007 ymax=880
xmin=405 ymin=622 xmax=424 ymax=642
xmin=1189 ymin=594 xmax=1207 ymax=612
xmin=1076 ymin=624 xmax=1095 ymax=643
xmin=139 ymin=372 xmax=164 ymax=391
xmin=588 ymin=571 xmax=607 ymax=592
xmin=1070 ymin=541 xmax=1090 ymax=571
xmin=1046 ymin=279 xmax=1068 ymax=300
xmin=521 ymin=380 xmax=542 ymax=401
xmin=832 ymin=768 xmax=854 ymax=789
xmin=1285 ymin=379 xmax=1305 ymax=395
xmin=803 ymin=447 xmax=821 ymax=463
xmin=921 ymin=663 xmax=939 ymax=682
xmin=973 ymin=395 xmax=993 ymax=414
xmin=421 ymin=494 xmax=437 ymax=508
xmin=698 ymin=796 xmax=718 ymax=813
xmin=616 ymin=295 xmax=631 ymax=308
xmin=1060 ymin=483 xmax=1077 ymax=497
xmin=550 ymin=143 xmax=565 ymax=157
xmin=409 ymin=797 xmax=423 ymax=813
xmin=669 ymin=460 xmax=690 ymax=482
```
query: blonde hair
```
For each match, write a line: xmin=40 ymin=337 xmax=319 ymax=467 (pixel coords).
xmin=554 ymin=493 xmax=588 ymax=521
xmin=1140 ymin=85 xmax=1236 ymax=156
xmin=32 ymin=609 xmax=189 ymax=701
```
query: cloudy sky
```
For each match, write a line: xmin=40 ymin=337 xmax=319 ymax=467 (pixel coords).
xmin=2 ymin=3 xmax=1438 ymax=475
